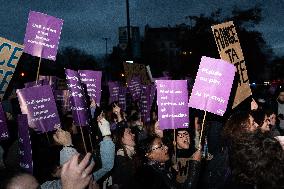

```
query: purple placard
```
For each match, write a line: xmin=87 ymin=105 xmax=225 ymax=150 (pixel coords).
xmin=108 ymin=81 xmax=121 ymax=104
xmin=140 ymin=84 xmax=156 ymax=123
xmin=17 ymin=85 xmax=61 ymax=133
xmin=128 ymin=77 xmax=142 ymax=101
xmin=18 ymin=114 xmax=33 ymax=174
xmin=156 ymin=80 xmax=189 ymax=130
xmin=118 ymin=87 xmax=127 ymax=112
xmin=54 ymin=90 xmax=70 ymax=114
xmin=78 ymin=70 xmax=102 ymax=106
xmin=65 ymin=69 xmax=89 ymax=126
xmin=0 ymin=103 xmax=9 ymax=140
xmin=23 ymin=11 xmax=63 ymax=61
xmin=188 ymin=56 xmax=235 ymax=116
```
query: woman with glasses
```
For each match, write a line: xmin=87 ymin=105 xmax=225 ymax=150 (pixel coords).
xmin=133 ymin=136 xmax=201 ymax=189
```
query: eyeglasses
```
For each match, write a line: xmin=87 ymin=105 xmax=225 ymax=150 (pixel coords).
xmin=177 ymin=132 xmax=189 ymax=138
xmin=150 ymin=143 xmax=167 ymax=151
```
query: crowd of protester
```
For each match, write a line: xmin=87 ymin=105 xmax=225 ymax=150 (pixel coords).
xmin=0 ymin=84 xmax=284 ymax=189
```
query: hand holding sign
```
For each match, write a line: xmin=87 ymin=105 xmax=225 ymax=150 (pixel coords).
xmin=53 ymin=128 xmax=72 ymax=146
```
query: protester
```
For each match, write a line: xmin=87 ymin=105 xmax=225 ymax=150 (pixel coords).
xmin=172 ymin=129 xmax=202 ymax=187
xmin=111 ymin=125 xmax=137 ymax=189
xmin=229 ymin=131 xmax=284 ymax=189
xmin=133 ymin=136 xmax=200 ymax=189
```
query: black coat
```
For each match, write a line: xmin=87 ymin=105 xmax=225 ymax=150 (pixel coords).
xmin=132 ymin=160 xmax=200 ymax=189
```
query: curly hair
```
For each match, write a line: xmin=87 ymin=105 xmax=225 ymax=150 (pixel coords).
xmin=222 ymin=111 xmax=251 ymax=142
xmin=230 ymin=131 xmax=284 ymax=189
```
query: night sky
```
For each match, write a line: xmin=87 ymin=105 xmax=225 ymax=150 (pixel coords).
xmin=1 ymin=0 xmax=283 ymax=57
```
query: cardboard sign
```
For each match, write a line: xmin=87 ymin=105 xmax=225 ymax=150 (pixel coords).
xmin=78 ymin=70 xmax=102 ymax=106
xmin=65 ymin=69 xmax=89 ymax=126
xmin=0 ymin=37 xmax=23 ymax=99
xmin=156 ymin=80 xmax=189 ymax=130
xmin=188 ymin=56 xmax=235 ymax=116
xmin=24 ymin=11 xmax=63 ymax=61
xmin=0 ymin=103 xmax=9 ymax=140
xmin=123 ymin=62 xmax=151 ymax=85
xmin=17 ymin=85 xmax=61 ymax=133
xmin=18 ymin=114 xmax=33 ymax=174
xmin=212 ymin=21 xmax=251 ymax=108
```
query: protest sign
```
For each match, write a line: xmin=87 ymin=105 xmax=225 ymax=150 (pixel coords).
xmin=119 ymin=87 xmax=127 ymax=111
xmin=24 ymin=11 xmax=63 ymax=61
xmin=123 ymin=62 xmax=151 ymax=85
xmin=212 ymin=21 xmax=251 ymax=108
xmin=0 ymin=103 xmax=9 ymax=140
xmin=156 ymin=80 xmax=189 ymax=130
xmin=18 ymin=114 xmax=33 ymax=174
xmin=0 ymin=37 xmax=23 ymax=100
xmin=188 ymin=56 xmax=235 ymax=116
xmin=17 ymin=85 xmax=60 ymax=133
xmin=108 ymin=81 xmax=121 ymax=104
xmin=128 ymin=77 xmax=142 ymax=101
xmin=65 ymin=69 xmax=89 ymax=126
xmin=78 ymin=70 xmax=102 ymax=106
xmin=140 ymin=84 xmax=156 ymax=123
xmin=54 ymin=90 xmax=70 ymax=114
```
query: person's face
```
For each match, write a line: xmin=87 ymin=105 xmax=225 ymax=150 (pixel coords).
xmin=90 ymin=99 xmax=96 ymax=108
xmin=122 ymin=128 xmax=135 ymax=147
xmin=260 ymin=115 xmax=271 ymax=132
xmin=278 ymin=92 xmax=284 ymax=102
xmin=147 ymin=138 xmax=169 ymax=163
xmin=269 ymin=113 xmax=277 ymax=126
xmin=154 ymin=121 xmax=163 ymax=138
xmin=177 ymin=130 xmax=190 ymax=149
xmin=248 ymin=115 xmax=258 ymax=132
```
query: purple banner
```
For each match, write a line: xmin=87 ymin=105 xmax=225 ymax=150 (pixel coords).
xmin=0 ymin=103 xmax=9 ymax=140
xmin=17 ymin=85 xmax=61 ymax=133
xmin=188 ymin=56 xmax=235 ymax=116
xmin=128 ymin=77 xmax=142 ymax=101
xmin=18 ymin=114 xmax=33 ymax=174
xmin=23 ymin=11 xmax=63 ymax=61
xmin=140 ymin=85 xmax=156 ymax=123
xmin=65 ymin=69 xmax=89 ymax=126
xmin=78 ymin=70 xmax=102 ymax=106
xmin=108 ymin=81 xmax=121 ymax=104
xmin=156 ymin=80 xmax=189 ymax=130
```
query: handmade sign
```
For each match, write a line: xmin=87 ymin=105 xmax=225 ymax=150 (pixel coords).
xmin=23 ymin=11 xmax=63 ymax=61
xmin=123 ymin=62 xmax=151 ymax=85
xmin=0 ymin=103 xmax=9 ymax=140
xmin=212 ymin=21 xmax=251 ymax=108
xmin=156 ymin=80 xmax=189 ymax=130
xmin=53 ymin=90 xmax=70 ymax=114
xmin=0 ymin=37 xmax=23 ymax=99
xmin=17 ymin=85 xmax=60 ymax=133
xmin=128 ymin=77 xmax=142 ymax=101
xmin=118 ymin=87 xmax=127 ymax=111
xmin=140 ymin=84 xmax=156 ymax=123
xmin=78 ymin=70 xmax=102 ymax=106
xmin=188 ymin=56 xmax=235 ymax=116
xmin=18 ymin=114 xmax=33 ymax=174
xmin=108 ymin=81 xmax=121 ymax=104
xmin=65 ymin=69 xmax=89 ymax=126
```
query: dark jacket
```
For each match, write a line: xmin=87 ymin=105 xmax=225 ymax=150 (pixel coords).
xmin=112 ymin=155 xmax=136 ymax=189
xmin=132 ymin=160 xmax=200 ymax=189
